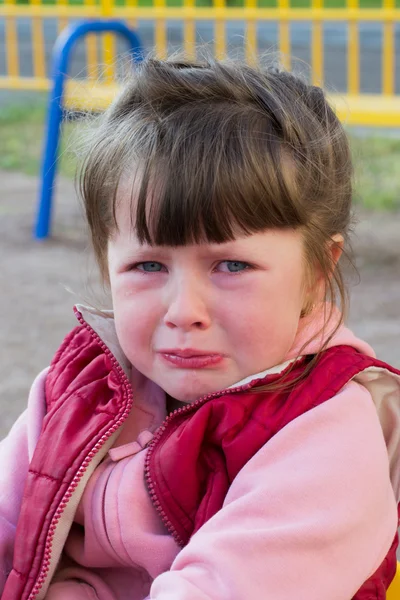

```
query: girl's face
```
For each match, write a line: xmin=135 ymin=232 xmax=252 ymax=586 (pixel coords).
xmin=108 ymin=205 xmax=308 ymax=402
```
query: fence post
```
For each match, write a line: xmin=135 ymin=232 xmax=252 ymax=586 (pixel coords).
xmin=35 ymin=19 xmax=143 ymax=239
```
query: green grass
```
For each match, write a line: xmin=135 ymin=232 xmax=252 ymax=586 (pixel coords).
xmin=0 ymin=100 xmax=399 ymax=210
xmin=0 ymin=102 xmax=77 ymax=178
xmin=351 ymin=135 xmax=400 ymax=210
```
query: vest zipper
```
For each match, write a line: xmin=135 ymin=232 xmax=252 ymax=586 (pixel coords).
xmin=29 ymin=309 xmax=294 ymax=597
xmin=144 ymin=380 xmax=257 ymax=548
xmin=28 ymin=309 xmax=134 ymax=600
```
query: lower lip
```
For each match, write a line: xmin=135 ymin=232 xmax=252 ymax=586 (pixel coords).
xmin=160 ymin=353 xmax=224 ymax=369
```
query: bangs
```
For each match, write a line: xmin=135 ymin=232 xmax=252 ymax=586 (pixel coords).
xmin=118 ymin=103 xmax=306 ymax=247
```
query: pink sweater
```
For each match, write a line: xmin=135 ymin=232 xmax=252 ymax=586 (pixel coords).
xmin=1 ymin=306 xmax=399 ymax=600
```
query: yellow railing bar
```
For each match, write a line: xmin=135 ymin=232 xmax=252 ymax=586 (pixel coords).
xmin=347 ymin=0 xmax=360 ymax=94
xmin=126 ymin=0 xmax=138 ymax=40
xmin=0 ymin=76 xmax=51 ymax=90
xmin=184 ymin=0 xmax=196 ymax=59
xmin=30 ymin=0 xmax=46 ymax=79
xmin=57 ymin=0 xmax=68 ymax=36
xmin=154 ymin=0 xmax=168 ymax=59
xmin=1 ymin=75 xmax=400 ymax=127
xmin=4 ymin=0 xmax=18 ymax=77
xmin=85 ymin=0 xmax=99 ymax=81
xmin=382 ymin=0 xmax=395 ymax=95
xmin=115 ymin=5 xmax=400 ymax=19
xmin=311 ymin=0 xmax=323 ymax=85
xmin=86 ymin=37 xmax=99 ymax=81
xmin=0 ymin=5 xmax=99 ymax=16
xmin=2 ymin=5 xmax=400 ymax=20
xmin=101 ymin=0 xmax=115 ymax=83
xmin=214 ymin=0 xmax=226 ymax=60
xmin=245 ymin=0 xmax=257 ymax=65
xmin=278 ymin=0 xmax=290 ymax=69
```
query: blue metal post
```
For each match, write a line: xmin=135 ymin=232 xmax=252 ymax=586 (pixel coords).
xmin=35 ymin=20 xmax=143 ymax=239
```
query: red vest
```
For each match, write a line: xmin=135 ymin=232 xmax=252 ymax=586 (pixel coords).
xmin=3 ymin=319 xmax=399 ymax=600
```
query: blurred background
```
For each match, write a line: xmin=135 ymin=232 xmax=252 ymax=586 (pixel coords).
xmin=0 ymin=0 xmax=399 ymax=436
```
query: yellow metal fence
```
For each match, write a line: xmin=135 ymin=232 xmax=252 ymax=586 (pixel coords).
xmin=0 ymin=0 xmax=400 ymax=125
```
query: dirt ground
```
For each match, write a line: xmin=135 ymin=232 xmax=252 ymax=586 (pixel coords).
xmin=0 ymin=170 xmax=399 ymax=439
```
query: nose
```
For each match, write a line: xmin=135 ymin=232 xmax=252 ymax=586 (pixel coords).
xmin=163 ymin=276 xmax=211 ymax=331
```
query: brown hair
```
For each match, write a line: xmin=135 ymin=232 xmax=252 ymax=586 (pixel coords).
xmin=78 ymin=53 xmax=354 ymax=380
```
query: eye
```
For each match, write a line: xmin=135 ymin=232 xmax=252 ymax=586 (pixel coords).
xmin=217 ymin=261 xmax=251 ymax=273
xmin=135 ymin=261 xmax=165 ymax=273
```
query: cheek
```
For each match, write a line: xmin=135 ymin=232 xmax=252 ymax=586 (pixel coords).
xmin=229 ymin=272 xmax=303 ymax=357
xmin=267 ymin=271 xmax=304 ymax=330
xmin=111 ymin=288 xmax=159 ymax=362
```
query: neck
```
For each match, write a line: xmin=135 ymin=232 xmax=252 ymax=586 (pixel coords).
xmin=166 ymin=394 xmax=184 ymax=415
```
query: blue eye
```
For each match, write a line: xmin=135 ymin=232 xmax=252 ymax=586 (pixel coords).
xmin=137 ymin=262 xmax=164 ymax=272
xmin=221 ymin=261 xmax=249 ymax=273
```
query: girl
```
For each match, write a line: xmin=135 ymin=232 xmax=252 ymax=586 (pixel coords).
xmin=1 ymin=55 xmax=400 ymax=600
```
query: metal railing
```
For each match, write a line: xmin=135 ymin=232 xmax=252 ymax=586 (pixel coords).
xmin=1 ymin=0 xmax=400 ymax=124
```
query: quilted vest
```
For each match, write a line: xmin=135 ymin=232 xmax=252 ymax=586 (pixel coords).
xmin=2 ymin=317 xmax=399 ymax=600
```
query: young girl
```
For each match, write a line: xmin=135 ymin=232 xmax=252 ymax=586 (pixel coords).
xmin=1 ymin=56 xmax=400 ymax=600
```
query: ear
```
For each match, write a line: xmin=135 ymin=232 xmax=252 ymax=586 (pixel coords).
xmin=311 ymin=233 xmax=344 ymax=286
xmin=303 ymin=234 xmax=344 ymax=312
xmin=328 ymin=234 xmax=344 ymax=271
xmin=301 ymin=233 xmax=345 ymax=317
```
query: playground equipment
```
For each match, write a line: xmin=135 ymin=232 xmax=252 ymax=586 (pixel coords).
xmin=34 ymin=19 xmax=143 ymax=239
xmin=1 ymin=0 xmax=400 ymax=126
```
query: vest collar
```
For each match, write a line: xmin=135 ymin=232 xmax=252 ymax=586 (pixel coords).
xmin=75 ymin=304 xmax=300 ymax=392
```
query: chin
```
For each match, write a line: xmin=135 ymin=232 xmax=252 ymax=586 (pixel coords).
xmin=169 ymin=389 xmax=207 ymax=404
xmin=159 ymin=367 xmax=238 ymax=404
xmin=166 ymin=381 xmax=223 ymax=404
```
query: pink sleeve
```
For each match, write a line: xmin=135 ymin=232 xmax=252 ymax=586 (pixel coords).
xmin=0 ymin=368 xmax=48 ymax=593
xmin=150 ymin=381 xmax=398 ymax=600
